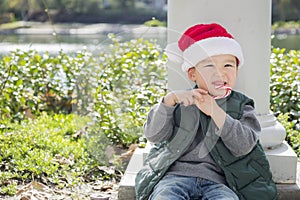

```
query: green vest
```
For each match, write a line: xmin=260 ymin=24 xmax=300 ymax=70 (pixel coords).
xmin=135 ymin=91 xmax=277 ymax=200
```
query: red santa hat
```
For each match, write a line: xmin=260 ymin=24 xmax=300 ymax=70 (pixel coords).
xmin=165 ymin=23 xmax=244 ymax=71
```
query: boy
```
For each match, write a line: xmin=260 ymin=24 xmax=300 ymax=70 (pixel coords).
xmin=135 ymin=23 xmax=277 ymax=200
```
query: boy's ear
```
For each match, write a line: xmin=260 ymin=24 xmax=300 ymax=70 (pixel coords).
xmin=187 ymin=67 xmax=196 ymax=81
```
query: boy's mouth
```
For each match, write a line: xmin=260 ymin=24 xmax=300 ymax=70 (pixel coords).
xmin=213 ymin=81 xmax=227 ymax=89
xmin=211 ymin=81 xmax=232 ymax=99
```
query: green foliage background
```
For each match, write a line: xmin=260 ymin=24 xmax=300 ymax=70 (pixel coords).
xmin=0 ymin=36 xmax=167 ymax=195
xmin=270 ymin=48 xmax=300 ymax=124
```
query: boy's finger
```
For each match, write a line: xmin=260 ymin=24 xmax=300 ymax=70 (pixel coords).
xmin=192 ymin=93 xmax=204 ymax=102
xmin=194 ymin=88 xmax=208 ymax=94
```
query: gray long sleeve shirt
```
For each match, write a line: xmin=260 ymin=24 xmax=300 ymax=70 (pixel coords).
xmin=144 ymin=100 xmax=261 ymax=185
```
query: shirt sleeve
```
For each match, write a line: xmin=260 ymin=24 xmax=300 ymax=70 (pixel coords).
xmin=216 ymin=105 xmax=261 ymax=157
xmin=144 ymin=100 xmax=176 ymax=143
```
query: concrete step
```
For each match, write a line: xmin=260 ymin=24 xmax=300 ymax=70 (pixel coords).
xmin=118 ymin=147 xmax=300 ymax=200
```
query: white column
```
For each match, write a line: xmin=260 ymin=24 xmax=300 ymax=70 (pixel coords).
xmin=167 ymin=0 xmax=297 ymax=183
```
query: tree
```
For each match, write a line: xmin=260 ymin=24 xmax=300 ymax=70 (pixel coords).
xmin=291 ymin=0 xmax=300 ymax=18
xmin=274 ymin=0 xmax=299 ymax=21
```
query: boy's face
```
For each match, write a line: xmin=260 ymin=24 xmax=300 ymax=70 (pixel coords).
xmin=188 ymin=54 xmax=238 ymax=97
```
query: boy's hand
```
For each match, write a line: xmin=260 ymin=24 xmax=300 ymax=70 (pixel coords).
xmin=163 ymin=89 xmax=226 ymax=129
xmin=193 ymin=93 xmax=219 ymax=116
xmin=194 ymin=93 xmax=226 ymax=129
xmin=163 ymin=89 xmax=208 ymax=107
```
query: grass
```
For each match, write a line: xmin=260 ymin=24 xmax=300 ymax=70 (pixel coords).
xmin=0 ymin=21 xmax=31 ymax=30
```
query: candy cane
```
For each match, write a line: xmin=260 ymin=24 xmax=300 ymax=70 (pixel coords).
xmin=212 ymin=85 xmax=232 ymax=99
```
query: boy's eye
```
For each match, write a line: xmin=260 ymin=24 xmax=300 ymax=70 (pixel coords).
xmin=204 ymin=64 xmax=214 ymax=67
xmin=225 ymin=64 xmax=234 ymax=67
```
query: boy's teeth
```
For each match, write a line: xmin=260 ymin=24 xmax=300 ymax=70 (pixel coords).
xmin=215 ymin=84 xmax=225 ymax=89
xmin=214 ymin=81 xmax=227 ymax=89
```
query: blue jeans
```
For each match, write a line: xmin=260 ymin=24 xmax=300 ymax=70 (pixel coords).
xmin=149 ymin=174 xmax=239 ymax=200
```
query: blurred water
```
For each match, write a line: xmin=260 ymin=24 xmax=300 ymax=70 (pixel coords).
xmin=0 ymin=32 xmax=168 ymax=56
xmin=272 ymin=34 xmax=300 ymax=51
xmin=0 ymin=32 xmax=298 ymax=56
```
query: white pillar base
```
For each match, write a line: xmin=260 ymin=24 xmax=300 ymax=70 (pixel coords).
xmin=266 ymin=141 xmax=298 ymax=183
xmin=257 ymin=112 xmax=286 ymax=148
xmin=257 ymin=112 xmax=297 ymax=183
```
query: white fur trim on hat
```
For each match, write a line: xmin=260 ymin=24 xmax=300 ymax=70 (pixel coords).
xmin=165 ymin=37 xmax=244 ymax=72
xmin=164 ymin=43 xmax=184 ymax=64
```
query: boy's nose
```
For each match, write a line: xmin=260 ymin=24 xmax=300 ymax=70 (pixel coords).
xmin=215 ymin=67 xmax=226 ymax=77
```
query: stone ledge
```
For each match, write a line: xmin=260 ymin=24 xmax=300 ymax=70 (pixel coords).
xmin=277 ymin=183 xmax=300 ymax=200
xmin=118 ymin=148 xmax=145 ymax=200
xmin=118 ymin=147 xmax=300 ymax=199
xmin=265 ymin=141 xmax=298 ymax=183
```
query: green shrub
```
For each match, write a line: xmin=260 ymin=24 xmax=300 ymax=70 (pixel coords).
xmin=0 ymin=36 xmax=167 ymax=147
xmin=272 ymin=20 xmax=300 ymax=31
xmin=0 ymin=49 xmax=97 ymax=121
xmin=94 ymin=34 xmax=167 ymax=146
xmin=0 ymin=113 xmax=112 ymax=195
xmin=144 ymin=18 xmax=166 ymax=27
xmin=270 ymin=48 xmax=300 ymax=129
xmin=277 ymin=113 xmax=300 ymax=157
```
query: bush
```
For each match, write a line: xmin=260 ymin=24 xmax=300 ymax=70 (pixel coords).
xmin=0 ymin=113 xmax=111 ymax=195
xmin=277 ymin=113 xmax=300 ymax=157
xmin=144 ymin=18 xmax=166 ymax=27
xmin=94 ymin=34 xmax=167 ymax=146
xmin=0 ymin=49 xmax=98 ymax=122
xmin=270 ymin=48 xmax=300 ymax=129
xmin=0 ymin=36 xmax=167 ymax=147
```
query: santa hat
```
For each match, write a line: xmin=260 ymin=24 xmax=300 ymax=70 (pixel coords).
xmin=165 ymin=23 xmax=244 ymax=71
